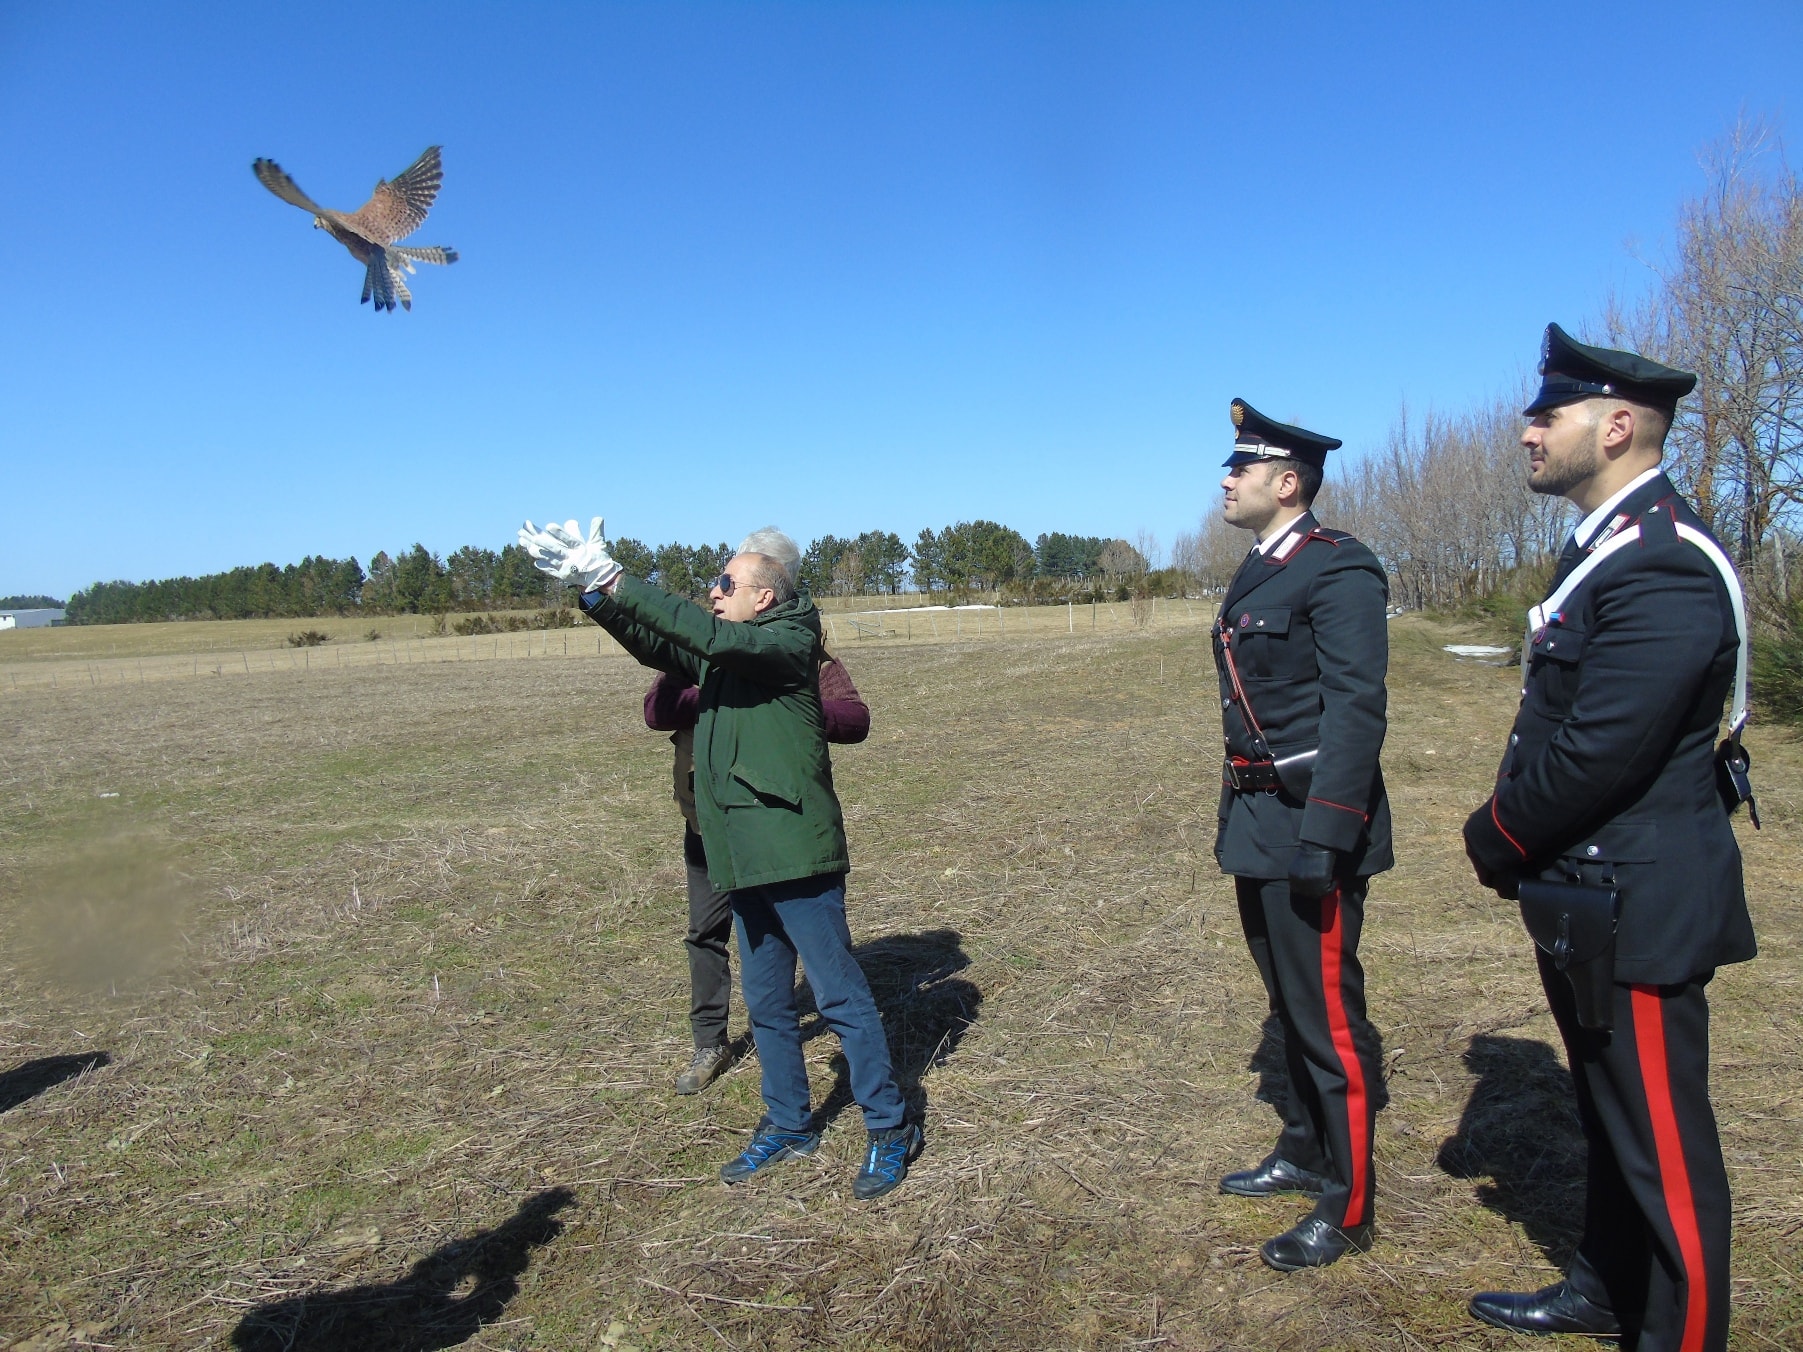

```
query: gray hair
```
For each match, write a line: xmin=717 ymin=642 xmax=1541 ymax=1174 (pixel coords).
xmin=736 ymin=527 xmax=801 ymax=602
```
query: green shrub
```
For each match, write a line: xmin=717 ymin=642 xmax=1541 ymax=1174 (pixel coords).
xmin=452 ymin=607 xmax=580 ymax=637
xmin=1753 ymin=602 xmax=1803 ymax=725
xmin=287 ymin=630 xmax=330 ymax=647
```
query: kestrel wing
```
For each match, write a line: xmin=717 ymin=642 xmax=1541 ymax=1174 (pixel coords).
xmin=347 ymin=145 xmax=444 ymax=244
xmin=252 ymin=157 xmax=334 ymax=216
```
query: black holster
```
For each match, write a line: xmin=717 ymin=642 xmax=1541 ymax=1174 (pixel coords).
xmin=1713 ymin=735 xmax=1760 ymax=828
xmin=1518 ymin=879 xmax=1620 ymax=1031
xmin=1273 ymin=749 xmax=1317 ymax=800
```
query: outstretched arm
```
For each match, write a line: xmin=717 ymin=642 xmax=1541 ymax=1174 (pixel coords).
xmin=592 ymin=575 xmax=815 ymax=689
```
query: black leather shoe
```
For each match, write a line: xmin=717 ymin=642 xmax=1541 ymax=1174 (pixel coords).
xmin=1469 ymin=1282 xmax=1620 ymax=1338
xmin=1219 ymin=1154 xmax=1329 ymax=1198
xmin=1259 ymin=1216 xmax=1373 ymax=1271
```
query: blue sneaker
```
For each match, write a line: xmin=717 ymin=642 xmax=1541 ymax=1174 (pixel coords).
xmin=853 ymin=1122 xmax=923 ymax=1200
xmin=720 ymin=1116 xmax=820 ymax=1185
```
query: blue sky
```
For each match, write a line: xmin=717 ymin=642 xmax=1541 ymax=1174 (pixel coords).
xmin=2 ymin=1 xmax=1799 ymax=600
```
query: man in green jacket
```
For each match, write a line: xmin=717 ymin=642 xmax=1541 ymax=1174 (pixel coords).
xmin=517 ymin=518 xmax=922 ymax=1200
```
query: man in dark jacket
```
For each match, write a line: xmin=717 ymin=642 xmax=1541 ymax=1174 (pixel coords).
xmin=643 ymin=652 xmax=869 ymax=1095
xmin=1462 ymin=326 xmax=1755 ymax=1350
xmin=517 ymin=519 xmax=921 ymax=1200
xmin=1211 ymin=398 xmax=1391 ymax=1272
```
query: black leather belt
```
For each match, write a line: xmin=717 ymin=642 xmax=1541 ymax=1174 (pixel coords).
xmin=1223 ymin=757 xmax=1282 ymax=791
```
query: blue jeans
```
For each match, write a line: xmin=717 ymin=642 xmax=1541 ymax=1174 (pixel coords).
xmin=731 ymin=873 xmax=905 ymax=1132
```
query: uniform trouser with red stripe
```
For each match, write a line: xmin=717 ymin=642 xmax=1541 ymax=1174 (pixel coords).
xmin=1235 ymin=876 xmax=1379 ymax=1229
xmin=1539 ymin=951 xmax=1731 ymax=1352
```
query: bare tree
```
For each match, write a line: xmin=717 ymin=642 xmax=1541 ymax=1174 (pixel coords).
xmin=1097 ymin=539 xmax=1148 ymax=578
xmin=1337 ymin=392 xmax=1563 ymax=611
xmin=1607 ymin=117 xmax=1803 ymax=618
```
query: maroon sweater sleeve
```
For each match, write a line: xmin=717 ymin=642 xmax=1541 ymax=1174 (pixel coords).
xmin=818 ymin=656 xmax=871 ymax=744
xmin=644 ymin=673 xmax=700 ymax=732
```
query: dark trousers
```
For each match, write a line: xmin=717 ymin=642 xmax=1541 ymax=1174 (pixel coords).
xmin=732 ymin=872 xmax=906 ymax=1133
xmin=1540 ymin=951 xmax=1731 ymax=1352
xmin=1235 ymin=875 xmax=1380 ymax=1229
xmin=682 ymin=828 xmax=734 ymax=1050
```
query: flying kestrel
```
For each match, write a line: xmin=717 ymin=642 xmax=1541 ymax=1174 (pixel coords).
xmin=253 ymin=145 xmax=459 ymax=312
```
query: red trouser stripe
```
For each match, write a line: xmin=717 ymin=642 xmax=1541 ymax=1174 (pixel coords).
xmin=1631 ymin=984 xmax=1708 ymax=1352
xmin=1318 ymin=887 xmax=1370 ymax=1226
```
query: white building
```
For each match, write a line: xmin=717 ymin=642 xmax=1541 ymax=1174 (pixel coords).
xmin=0 ymin=609 xmax=66 ymax=630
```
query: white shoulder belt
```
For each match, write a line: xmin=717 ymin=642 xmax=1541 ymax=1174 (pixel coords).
xmin=1526 ymin=520 xmax=1749 ymax=734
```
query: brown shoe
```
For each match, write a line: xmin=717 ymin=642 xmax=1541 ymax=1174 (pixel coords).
xmin=675 ymin=1044 xmax=733 ymax=1095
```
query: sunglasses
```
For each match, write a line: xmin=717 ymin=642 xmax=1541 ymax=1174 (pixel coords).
xmin=710 ymin=573 xmax=769 ymax=597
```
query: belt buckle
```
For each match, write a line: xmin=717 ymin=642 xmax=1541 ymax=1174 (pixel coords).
xmin=1223 ymin=758 xmax=1243 ymax=790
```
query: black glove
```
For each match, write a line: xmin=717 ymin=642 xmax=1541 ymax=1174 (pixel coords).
xmin=1465 ymin=846 xmax=1521 ymax=900
xmin=1287 ymin=843 xmax=1339 ymax=900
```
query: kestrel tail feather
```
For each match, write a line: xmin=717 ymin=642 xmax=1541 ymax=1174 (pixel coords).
xmin=360 ymin=249 xmax=398 ymax=312
xmin=392 ymin=245 xmax=458 ymax=266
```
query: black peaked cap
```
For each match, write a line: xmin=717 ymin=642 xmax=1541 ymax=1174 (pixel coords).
xmin=1525 ymin=323 xmax=1697 ymax=415
xmin=1224 ymin=398 xmax=1342 ymax=468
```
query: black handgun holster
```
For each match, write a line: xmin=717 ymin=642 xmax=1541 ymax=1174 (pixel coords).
xmin=1517 ymin=879 xmax=1621 ymax=1031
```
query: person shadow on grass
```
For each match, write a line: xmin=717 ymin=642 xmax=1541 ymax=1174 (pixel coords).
xmin=797 ymin=927 xmax=982 ymax=1128
xmin=231 ymin=1187 xmax=575 ymax=1352
xmin=0 ymin=1052 xmax=111 ymax=1113
xmin=1435 ymin=1033 xmax=1587 ymax=1264
xmin=1247 ymin=1010 xmax=1392 ymax=1131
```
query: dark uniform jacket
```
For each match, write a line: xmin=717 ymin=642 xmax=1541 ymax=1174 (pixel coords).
xmin=1214 ymin=511 xmax=1393 ymax=878
xmin=1463 ymin=474 xmax=1756 ymax=984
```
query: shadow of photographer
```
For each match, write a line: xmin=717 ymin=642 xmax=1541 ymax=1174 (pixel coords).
xmin=231 ymin=1188 xmax=575 ymax=1352
xmin=0 ymin=1052 xmax=112 ymax=1114
xmin=1246 ymin=1009 xmax=1391 ymax=1133
xmin=799 ymin=927 xmax=981 ymax=1128
xmin=1435 ymin=1033 xmax=1586 ymax=1264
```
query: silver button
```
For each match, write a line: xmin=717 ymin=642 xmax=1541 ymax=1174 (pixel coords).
xmin=1585 ymin=845 xmax=1600 ymax=857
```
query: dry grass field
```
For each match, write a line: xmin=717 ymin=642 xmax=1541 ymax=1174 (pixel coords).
xmin=1 ymin=608 xmax=1797 ymax=1350
xmin=0 ymin=598 xmax=1170 ymax=693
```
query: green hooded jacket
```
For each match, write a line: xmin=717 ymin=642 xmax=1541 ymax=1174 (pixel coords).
xmin=581 ymin=575 xmax=848 ymax=892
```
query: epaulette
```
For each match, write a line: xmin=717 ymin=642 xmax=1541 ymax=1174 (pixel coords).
xmin=1267 ymin=523 xmax=1355 ymax=562
xmin=1637 ymin=497 xmax=1680 ymax=545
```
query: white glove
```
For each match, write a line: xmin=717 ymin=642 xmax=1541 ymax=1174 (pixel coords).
xmin=518 ymin=516 xmax=623 ymax=591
